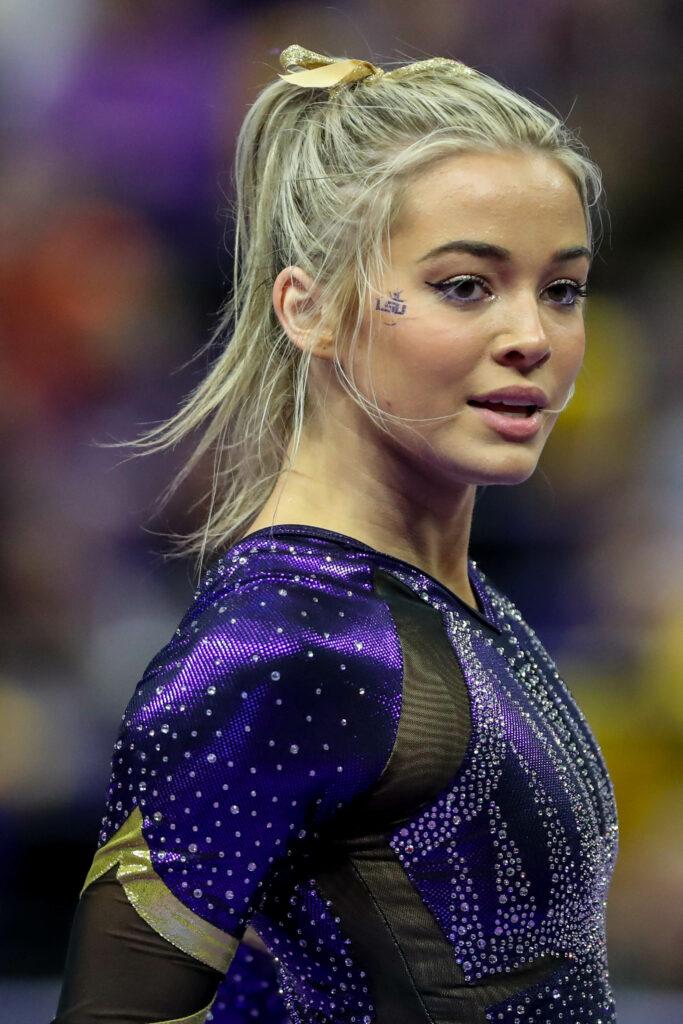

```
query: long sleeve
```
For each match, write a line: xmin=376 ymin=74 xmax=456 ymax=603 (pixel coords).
xmin=52 ymin=864 xmax=225 ymax=1024
xmin=52 ymin=562 xmax=400 ymax=1023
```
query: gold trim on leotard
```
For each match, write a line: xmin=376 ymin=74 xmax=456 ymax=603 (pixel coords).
xmin=80 ymin=806 xmax=239 ymax=973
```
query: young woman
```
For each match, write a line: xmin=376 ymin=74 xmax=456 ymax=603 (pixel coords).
xmin=53 ymin=44 xmax=619 ymax=1024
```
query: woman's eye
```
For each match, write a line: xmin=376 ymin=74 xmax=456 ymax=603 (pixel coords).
xmin=427 ymin=275 xmax=588 ymax=307
xmin=428 ymin=274 xmax=490 ymax=304
xmin=545 ymin=279 xmax=589 ymax=306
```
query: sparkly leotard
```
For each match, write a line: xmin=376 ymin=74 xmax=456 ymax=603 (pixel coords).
xmin=54 ymin=524 xmax=619 ymax=1024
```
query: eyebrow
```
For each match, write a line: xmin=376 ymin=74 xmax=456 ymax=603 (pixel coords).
xmin=417 ymin=239 xmax=593 ymax=266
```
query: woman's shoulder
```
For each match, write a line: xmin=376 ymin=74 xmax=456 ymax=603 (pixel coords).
xmin=196 ymin=526 xmax=378 ymax=604
xmin=143 ymin=528 xmax=392 ymax=679
xmin=127 ymin=529 xmax=404 ymax=754
xmin=103 ymin=529 xmax=404 ymax=853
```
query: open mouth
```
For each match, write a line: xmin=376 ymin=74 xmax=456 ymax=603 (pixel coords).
xmin=468 ymin=400 xmax=538 ymax=418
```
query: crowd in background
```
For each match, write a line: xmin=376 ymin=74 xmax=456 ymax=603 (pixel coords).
xmin=1 ymin=0 xmax=681 ymax=1013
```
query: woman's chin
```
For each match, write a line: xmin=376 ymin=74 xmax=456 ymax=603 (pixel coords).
xmin=468 ymin=446 xmax=541 ymax=485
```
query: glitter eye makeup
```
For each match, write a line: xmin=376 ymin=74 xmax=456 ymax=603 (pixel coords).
xmin=427 ymin=274 xmax=589 ymax=307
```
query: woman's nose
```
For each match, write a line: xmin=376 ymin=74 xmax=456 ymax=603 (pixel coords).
xmin=492 ymin=295 xmax=551 ymax=366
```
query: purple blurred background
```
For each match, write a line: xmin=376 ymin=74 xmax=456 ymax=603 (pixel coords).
xmin=1 ymin=1 xmax=681 ymax=1020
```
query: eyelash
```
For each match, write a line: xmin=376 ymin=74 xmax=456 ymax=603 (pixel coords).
xmin=427 ymin=274 xmax=589 ymax=308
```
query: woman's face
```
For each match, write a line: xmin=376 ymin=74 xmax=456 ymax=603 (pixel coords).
xmin=349 ymin=148 xmax=590 ymax=486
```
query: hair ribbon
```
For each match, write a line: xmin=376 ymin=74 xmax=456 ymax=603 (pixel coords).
xmin=278 ymin=44 xmax=478 ymax=90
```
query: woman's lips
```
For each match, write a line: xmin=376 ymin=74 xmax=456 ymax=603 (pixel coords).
xmin=467 ymin=400 xmax=543 ymax=440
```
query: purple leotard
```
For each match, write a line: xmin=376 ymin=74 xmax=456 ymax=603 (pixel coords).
xmin=55 ymin=524 xmax=619 ymax=1024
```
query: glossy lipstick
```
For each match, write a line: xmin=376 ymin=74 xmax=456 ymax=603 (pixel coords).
xmin=468 ymin=404 xmax=543 ymax=440
xmin=467 ymin=385 xmax=548 ymax=441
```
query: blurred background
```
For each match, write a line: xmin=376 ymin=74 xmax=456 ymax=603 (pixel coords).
xmin=1 ymin=1 xmax=681 ymax=1021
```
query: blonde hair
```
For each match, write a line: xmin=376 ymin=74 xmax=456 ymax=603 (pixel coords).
xmin=101 ymin=49 xmax=604 ymax=582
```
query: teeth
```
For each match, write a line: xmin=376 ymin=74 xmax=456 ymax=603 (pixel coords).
xmin=477 ymin=399 xmax=533 ymax=406
xmin=471 ymin=399 xmax=536 ymax=417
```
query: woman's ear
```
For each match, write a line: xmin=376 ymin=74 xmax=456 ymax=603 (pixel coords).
xmin=272 ymin=266 xmax=334 ymax=359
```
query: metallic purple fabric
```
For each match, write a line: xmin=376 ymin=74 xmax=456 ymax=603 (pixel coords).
xmin=96 ymin=524 xmax=619 ymax=1023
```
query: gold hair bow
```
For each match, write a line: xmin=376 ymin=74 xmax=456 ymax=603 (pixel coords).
xmin=278 ymin=44 xmax=478 ymax=91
